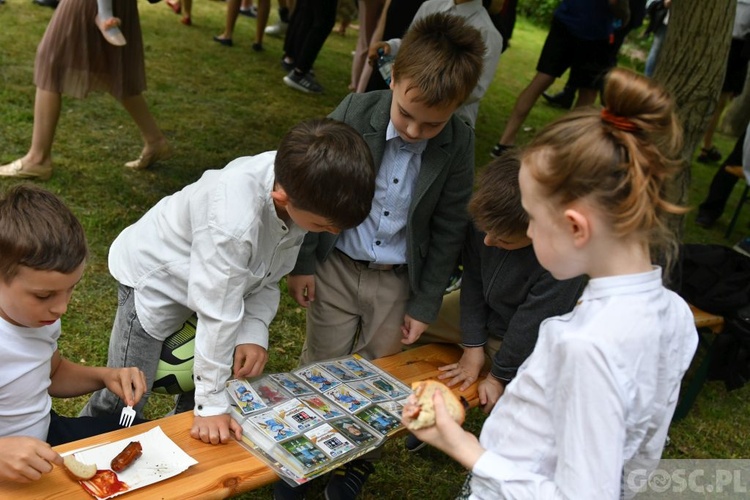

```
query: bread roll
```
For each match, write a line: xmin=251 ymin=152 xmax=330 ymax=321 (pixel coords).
xmin=63 ymin=454 xmax=97 ymax=480
xmin=405 ymin=380 xmax=465 ymax=430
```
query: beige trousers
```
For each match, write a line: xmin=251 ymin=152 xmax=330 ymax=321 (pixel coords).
xmin=299 ymin=249 xmax=410 ymax=365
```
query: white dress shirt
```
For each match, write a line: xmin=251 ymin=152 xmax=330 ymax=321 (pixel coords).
xmin=109 ymin=152 xmax=306 ymax=416
xmin=387 ymin=0 xmax=503 ymax=127
xmin=470 ymin=268 xmax=698 ymax=499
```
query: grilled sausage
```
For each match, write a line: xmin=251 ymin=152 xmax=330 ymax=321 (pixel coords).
xmin=110 ymin=441 xmax=142 ymax=472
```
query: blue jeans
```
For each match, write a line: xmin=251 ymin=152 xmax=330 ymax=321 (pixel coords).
xmin=80 ymin=284 xmax=162 ymax=419
xmin=645 ymin=23 xmax=667 ymax=77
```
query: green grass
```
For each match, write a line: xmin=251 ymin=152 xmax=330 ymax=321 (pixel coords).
xmin=1 ymin=3 xmax=749 ymax=499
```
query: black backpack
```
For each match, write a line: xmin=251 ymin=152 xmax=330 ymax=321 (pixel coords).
xmin=672 ymin=244 xmax=750 ymax=390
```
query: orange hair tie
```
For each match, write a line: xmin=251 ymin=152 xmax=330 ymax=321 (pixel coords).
xmin=601 ymin=108 xmax=639 ymax=132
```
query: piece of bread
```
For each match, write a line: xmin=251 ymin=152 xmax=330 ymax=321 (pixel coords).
xmin=405 ymin=380 xmax=465 ymax=430
xmin=63 ymin=454 xmax=97 ymax=480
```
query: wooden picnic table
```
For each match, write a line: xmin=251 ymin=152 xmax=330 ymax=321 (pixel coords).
xmin=0 ymin=343 xmax=474 ymax=499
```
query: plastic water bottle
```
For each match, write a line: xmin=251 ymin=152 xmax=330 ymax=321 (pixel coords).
xmin=377 ymin=47 xmax=394 ymax=85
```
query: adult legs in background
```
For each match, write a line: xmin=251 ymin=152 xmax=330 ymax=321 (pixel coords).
xmin=0 ymin=88 xmax=61 ymax=180
xmin=696 ymin=130 xmax=746 ymax=227
xmin=121 ymin=94 xmax=172 ymax=170
xmin=350 ymin=0 xmax=384 ymax=91
xmin=498 ymin=72 xmax=555 ymax=146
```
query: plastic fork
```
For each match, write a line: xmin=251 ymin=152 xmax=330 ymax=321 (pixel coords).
xmin=119 ymin=405 xmax=136 ymax=428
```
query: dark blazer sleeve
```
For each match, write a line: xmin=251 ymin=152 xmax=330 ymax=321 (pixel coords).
xmin=405 ymin=118 xmax=474 ymax=323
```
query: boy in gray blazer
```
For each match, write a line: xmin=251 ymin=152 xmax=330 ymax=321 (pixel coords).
xmin=282 ymin=12 xmax=486 ymax=500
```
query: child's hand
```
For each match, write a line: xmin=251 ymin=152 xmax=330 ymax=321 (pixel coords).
xmin=401 ymin=390 xmax=485 ymax=470
xmin=367 ymin=42 xmax=390 ymax=66
xmin=438 ymin=346 xmax=485 ymax=391
xmin=401 ymin=315 xmax=428 ymax=345
xmin=287 ymin=274 xmax=315 ymax=307
xmin=477 ymin=376 xmax=506 ymax=413
xmin=0 ymin=436 xmax=62 ymax=482
xmin=104 ymin=367 xmax=147 ymax=408
xmin=233 ymin=343 xmax=268 ymax=379
xmin=190 ymin=414 xmax=242 ymax=445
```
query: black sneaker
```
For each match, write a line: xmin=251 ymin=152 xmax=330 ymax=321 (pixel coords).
xmin=324 ymin=460 xmax=375 ymax=500
xmin=490 ymin=143 xmax=513 ymax=159
xmin=273 ymin=480 xmax=310 ymax=500
xmin=697 ymin=146 xmax=722 ymax=164
xmin=541 ymin=88 xmax=575 ymax=110
xmin=284 ymin=70 xmax=324 ymax=94
xmin=404 ymin=433 xmax=427 ymax=452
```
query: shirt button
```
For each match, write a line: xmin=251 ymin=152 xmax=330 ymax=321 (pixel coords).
xmin=267 ymin=272 xmax=271 ymax=277
xmin=197 ymin=405 xmax=203 ymax=410
xmin=281 ymin=225 xmax=287 ymax=231
xmin=384 ymin=211 xmax=390 ymax=216
xmin=393 ymin=178 xmax=399 ymax=184
xmin=196 ymin=376 xmax=202 ymax=381
xmin=375 ymin=240 xmax=381 ymax=246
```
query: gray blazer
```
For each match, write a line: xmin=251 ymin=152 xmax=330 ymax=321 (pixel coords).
xmin=291 ymin=91 xmax=475 ymax=322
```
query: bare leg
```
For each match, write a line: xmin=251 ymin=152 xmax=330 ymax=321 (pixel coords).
xmin=121 ymin=94 xmax=171 ymax=169
xmin=181 ymin=0 xmax=192 ymax=24
xmin=0 ymin=88 xmax=59 ymax=179
xmin=217 ymin=0 xmax=241 ymax=40
xmin=351 ymin=0 xmax=383 ymax=91
xmin=499 ymin=72 xmax=556 ymax=146
xmin=254 ymin=0 xmax=270 ymax=47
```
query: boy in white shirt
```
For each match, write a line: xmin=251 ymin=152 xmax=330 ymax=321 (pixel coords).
xmin=81 ymin=118 xmax=376 ymax=446
xmin=0 ymin=185 xmax=147 ymax=483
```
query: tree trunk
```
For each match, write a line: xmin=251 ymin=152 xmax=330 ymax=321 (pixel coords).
xmin=652 ymin=0 xmax=735 ymax=236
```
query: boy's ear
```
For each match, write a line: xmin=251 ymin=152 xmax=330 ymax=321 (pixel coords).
xmin=563 ymin=207 xmax=590 ymax=248
xmin=271 ymin=187 xmax=289 ymax=206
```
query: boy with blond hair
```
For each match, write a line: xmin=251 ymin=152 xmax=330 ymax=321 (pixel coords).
xmin=284 ymin=13 xmax=485 ymax=499
xmin=0 ymin=185 xmax=147 ymax=483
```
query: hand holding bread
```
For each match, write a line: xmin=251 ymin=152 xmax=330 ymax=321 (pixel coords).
xmin=402 ymin=380 xmax=465 ymax=430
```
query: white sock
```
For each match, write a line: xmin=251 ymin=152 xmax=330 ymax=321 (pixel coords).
xmin=97 ymin=0 xmax=114 ymax=20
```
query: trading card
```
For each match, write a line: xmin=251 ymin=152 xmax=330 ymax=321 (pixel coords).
xmin=369 ymin=376 xmax=410 ymax=399
xmin=252 ymin=378 xmax=291 ymax=406
xmin=347 ymin=380 xmax=388 ymax=403
xmin=275 ymin=399 xmax=323 ymax=432
xmin=279 ymin=436 xmax=330 ymax=471
xmin=305 ymin=424 xmax=356 ymax=458
xmin=294 ymin=366 xmax=341 ymax=392
xmin=355 ymin=405 xmax=401 ymax=435
xmin=271 ymin=373 xmax=315 ymax=396
xmin=299 ymin=394 xmax=346 ymax=420
xmin=319 ymin=362 xmax=358 ymax=381
xmin=248 ymin=412 xmax=298 ymax=442
xmin=227 ymin=379 xmax=267 ymax=414
xmin=337 ymin=358 xmax=377 ymax=378
xmin=324 ymin=386 xmax=370 ymax=413
xmin=378 ymin=400 xmax=404 ymax=419
xmin=330 ymin=417 xmax=382 ymax=446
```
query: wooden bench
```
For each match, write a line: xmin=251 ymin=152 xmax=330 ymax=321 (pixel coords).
xmin=672 ymin=304 xmax=725 ymax=421
xmin=0 ymin=344 xmax=474 ymax=499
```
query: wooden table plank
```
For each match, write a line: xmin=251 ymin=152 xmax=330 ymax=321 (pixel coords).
xmin=0 ymin=344 xmax=471 ymax=499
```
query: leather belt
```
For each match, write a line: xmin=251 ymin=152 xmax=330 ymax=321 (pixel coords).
xmin=335 ymin=248 xmax=406 ymax=271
